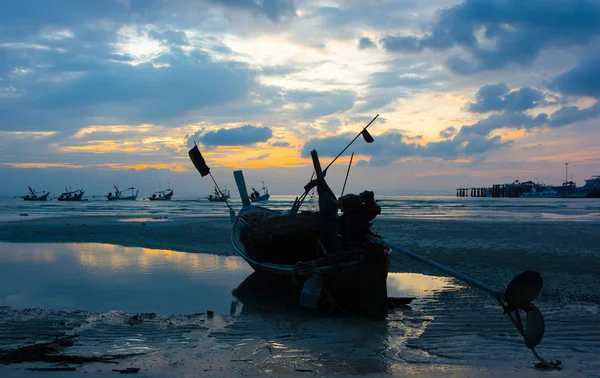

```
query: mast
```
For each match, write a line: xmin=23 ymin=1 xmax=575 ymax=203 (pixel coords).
xmin=565 ymin=162 xmax=569 ymax=184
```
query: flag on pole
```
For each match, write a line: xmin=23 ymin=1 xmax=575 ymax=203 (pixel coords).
xmin=361 ymin=129 xmax=374 ymax=143
xmin=188 ymin=143 xmax=211 ymax=177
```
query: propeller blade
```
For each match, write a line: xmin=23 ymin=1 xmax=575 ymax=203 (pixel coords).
xmin=505 ymin=270 xmax=543 ymax=309
xmin=524 ymin=304 xmax=545 ymax=348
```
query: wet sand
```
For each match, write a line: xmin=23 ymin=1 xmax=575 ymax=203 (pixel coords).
xmin=0 ymin=215 xmax=599 ymax=376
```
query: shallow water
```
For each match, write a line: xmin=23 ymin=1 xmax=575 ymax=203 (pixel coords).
xmin=1 ymin=242 xmax=598 ymax=376
xmin=2 ymin=195 xmax=599 ymax=223
xmin=0 ymin=242 xmax=459 ymax=315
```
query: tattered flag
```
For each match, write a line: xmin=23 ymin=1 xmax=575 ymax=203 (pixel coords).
xmin=361 ymin=129 xmax=374 ymax=143
xmin=188 ymin=144 xmax=211 ymax=177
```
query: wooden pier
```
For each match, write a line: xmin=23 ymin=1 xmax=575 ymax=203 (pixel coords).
xmin=456 ymin=183 xmax=530 ymax=198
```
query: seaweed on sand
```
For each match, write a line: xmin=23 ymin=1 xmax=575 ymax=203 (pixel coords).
xmin=240 ymin=212 xmax=324 ymax=264
xmin=0 ymin=335 xmax=134 ymax=365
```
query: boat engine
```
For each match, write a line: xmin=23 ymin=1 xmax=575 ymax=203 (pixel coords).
xmin=338 ymin=191 xmax=381 ymax=243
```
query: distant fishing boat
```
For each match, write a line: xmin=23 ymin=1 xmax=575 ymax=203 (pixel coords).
xmin=106 ymin=185 xmax=138 ymax=201
xmin=21 ymin=186 xmax=50 ymax=201
xmin=249 ymin=181 xmax=270 ymax=202
xmin=146 ymin=186 xmax=173 ymax=201
xmin=206 ymin=186 xmax=230 ymax=202
xmin=57 ymin=187 xmax=86 ymax=201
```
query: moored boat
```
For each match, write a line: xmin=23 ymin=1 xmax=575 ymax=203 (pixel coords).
xmin=57 ymin=188 xmax=86 ymax=201
xmin=106 ymin=185 xmax=138 ymax=200
xmin=230 ymin=178 xmax=391 ymax=319
xmin=146 ymin=187 xmax=173 ymax=201
xmin=206 ymin=186 xmax=230 ymax=202
xmin=249 ymin=182 xmax=270 ymax=202
xmin=21 ymin=186 xmax=50 ymax=201
xmin=188 ymin=115 xmax=561 ymax=368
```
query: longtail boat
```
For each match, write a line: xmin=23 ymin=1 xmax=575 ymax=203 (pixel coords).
xmin=106 ymin=185 xmax=138 ymax=200
xmin=21 ymin=186 xmax=50 ymax=201
xmin=188 ymin=115 xmax=562 ymax=369
xmin=57 ymin=187 xmax=86 ymax=201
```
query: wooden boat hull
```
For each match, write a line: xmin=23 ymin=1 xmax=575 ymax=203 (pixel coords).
xmin=231 ymin=205 xmax=390 ymax=319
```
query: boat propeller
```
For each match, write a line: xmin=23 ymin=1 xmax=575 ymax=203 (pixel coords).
xmin=376 ymin=238 xmax=562 ymax=370
xmin=497 ymin=270 xmax=562 ymax=370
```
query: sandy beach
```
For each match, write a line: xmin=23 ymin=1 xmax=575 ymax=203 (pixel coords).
xmin=0 ymin=215 xmax=599 ymax=377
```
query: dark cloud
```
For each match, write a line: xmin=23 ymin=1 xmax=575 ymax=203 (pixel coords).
xmin=301 ymin=128 xmax=512 ymax=164
xmin=0 ymin=47 xmax=257 ymax=130
xmin=380 ymin=0 xmax=600 ymax=74
xmin=271 ymin=141 xmax=290 ymax=147
xmin=380 ymin=36 xmax=422 ymax=53
xmin=194 ymin=125 xmax=273 ymax=146
xmin=466 ymin=83 xmax=545 ymax=113
xmin=439 ymin=126 xmax=457 ymax=139
xmin=208 ymin=0 xmax=296 ymax=22
xmin=358 ymin=37 xmax=376 ymax=50
xmin=551 ymin=56 xmax=600 ymax=98
xmin=548 ymin=102 xmax=600 ymax=127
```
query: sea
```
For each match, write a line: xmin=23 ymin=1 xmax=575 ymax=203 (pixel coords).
xmin=1 ymin=194 xmax=599 ymax=223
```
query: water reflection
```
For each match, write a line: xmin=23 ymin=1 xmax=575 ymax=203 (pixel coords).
xmin=0 ymin=242 xmax=463 ymax=321
xmin=0 ymin=242 xmax=252 ymax=315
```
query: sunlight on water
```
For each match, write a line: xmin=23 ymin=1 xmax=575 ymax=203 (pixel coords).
xmin=387 ymin=273 xmax=462 ymax=298
xmin=0 ymin=242 xmax=462 ymax=317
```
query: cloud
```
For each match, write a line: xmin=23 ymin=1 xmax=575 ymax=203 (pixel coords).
xmin=358 ymin=37 xmax=376 ymax=50
xmin=380 ymin=36 xmax=422 ymax=53
xmin=380 ymin=0 xmax=600 ymax=74
xmin=285 ymin=89 xmax=356 ymax=119
xmin=551 ymin=56 xmax=600 ymax=98
xmin=195 ymin=125 xmax=273 ymax=146
xmin=0 ymin=30 xmax=258 ymax=131
xmin=369 ymin=71 xmax=436 ymax=89
xmin=208 ymin=0 xmax=296 ymax=22
xmin=466 ymin=83 xmax=545 ymax=113
xmin=301 ymin=128 xmax=513 ymax=164
xmin=548 ymin=102 xmax=600 ymax=127
xmin=271 ymin=141 xmax=290 ymax=147
xmin=439 ymin=126 xmax=457 ymax=139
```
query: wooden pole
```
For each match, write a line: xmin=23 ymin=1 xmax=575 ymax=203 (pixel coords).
xmin=340 ymin=152 xmax=354 ymax=197
xmin=323 ymin=114 xmax=379 ymax=174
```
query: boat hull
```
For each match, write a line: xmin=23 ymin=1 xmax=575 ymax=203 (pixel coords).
xmin=231 ymin=205 xmax=390 ymax=320
xmin=22 ymin=193 xmax=50 ymax=201
xmin=148 ymin=195 xmax=172 ymax=201
xmin=250 ymin=194 xmax=270 ymax=202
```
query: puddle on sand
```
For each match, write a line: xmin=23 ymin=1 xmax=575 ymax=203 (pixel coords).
xmin=0 ymin=242 xmax=252 ymax=315
xmin=0 ymin=242 xmax=461 ymax=316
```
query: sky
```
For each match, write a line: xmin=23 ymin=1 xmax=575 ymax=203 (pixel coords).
xmin=1 ymin=0 xmax=600 ymax=197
